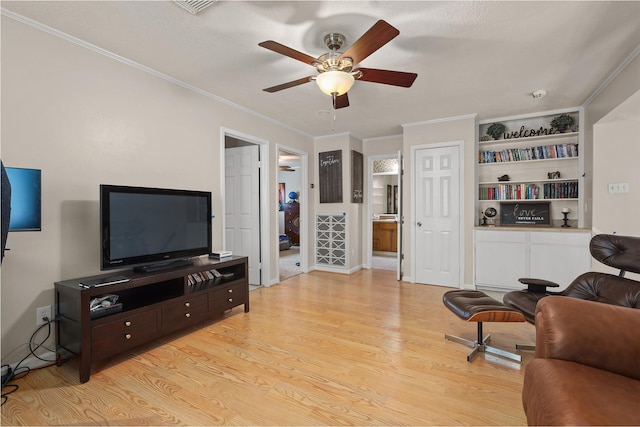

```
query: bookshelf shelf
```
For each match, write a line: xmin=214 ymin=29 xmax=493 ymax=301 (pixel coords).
xmin=476 ymin=109 xmax=583 ymax=228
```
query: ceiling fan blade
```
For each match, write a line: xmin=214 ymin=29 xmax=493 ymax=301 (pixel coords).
xmin=339 ymin=20 xmax=399 ymax=66
xmin=263 ymin=76 xmax=314 ymax=93
xmin=356 ymin=68 xmax=418 ymax=87
xmin=259 ymin=40 xmax=318 ymax=66
xmin=333 ymin=93 xmax=349 ymax=109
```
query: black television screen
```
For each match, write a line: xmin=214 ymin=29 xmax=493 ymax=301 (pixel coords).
xmin=5 ymin=167 xmax=42 ymax=231
xmin=100 ymin=185 xmax=212 ymax=271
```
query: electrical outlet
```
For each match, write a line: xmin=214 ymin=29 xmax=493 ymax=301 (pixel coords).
xmin=36 ymin=305 xmax=51 ymax=326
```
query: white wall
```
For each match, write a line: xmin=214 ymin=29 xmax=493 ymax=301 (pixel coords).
xmin=585 ymin=52 xmax=640 ymax=279
xmin=583 ymin=52 xmax=640 ymax=231
xmin=313 ymin=133 xmax=364 ymax=272
xmin=592 ymin=90 xmax=640 ymax=237
xmin=0 ymin=16 xmax=313 ymax=363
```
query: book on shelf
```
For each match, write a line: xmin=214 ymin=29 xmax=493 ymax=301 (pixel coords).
xmin=480 ymin=181 xmax=578 ymax=200
xmin=479 ymin=143 xmax=578 ymax=164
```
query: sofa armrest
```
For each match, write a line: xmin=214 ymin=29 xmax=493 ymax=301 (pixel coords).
xmin=535 ymin=296 xmax=640 ymax=380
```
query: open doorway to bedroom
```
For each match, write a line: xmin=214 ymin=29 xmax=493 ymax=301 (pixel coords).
xmin=278 ymin=148 xmax=303 ymax=282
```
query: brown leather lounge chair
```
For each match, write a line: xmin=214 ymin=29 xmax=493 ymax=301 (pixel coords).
xmin=503 ymin=233 xmax=640 ymax=322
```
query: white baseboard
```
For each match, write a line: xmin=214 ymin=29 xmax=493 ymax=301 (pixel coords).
xmin=2 ymin=351 xmax=57 ymax=377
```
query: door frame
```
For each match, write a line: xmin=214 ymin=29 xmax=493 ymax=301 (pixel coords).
xmin=409 ymin=141 xmax=465 ymax=286
xmin=275 ymin=144 xmax=309 ymax=280
xmin=220 ymin=127 xmax=270 ymax=287
xmin=365 ymin=153 xmax=402 ymax=277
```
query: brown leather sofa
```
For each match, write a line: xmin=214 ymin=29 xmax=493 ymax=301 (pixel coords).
xmin=523 ymin=296 xmax=640 ymax=426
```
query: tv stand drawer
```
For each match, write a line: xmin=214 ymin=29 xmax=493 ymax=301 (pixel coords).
xmin=210 ymin=282 xmax=248 ymax=313
xmin=162 ymin=297 xmax=209 ymax=333
xmin=92 ymin=309 xmax=161 ymax=359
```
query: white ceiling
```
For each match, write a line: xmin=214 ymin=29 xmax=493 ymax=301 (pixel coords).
xmin=3 ymin=1 xmax=640 ymax=139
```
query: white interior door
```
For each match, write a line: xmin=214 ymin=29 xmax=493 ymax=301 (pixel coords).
xmin=414 ymin=145 xmax=461 ymax=287
xmin=225 ymin=145 xmax=261 ymax=285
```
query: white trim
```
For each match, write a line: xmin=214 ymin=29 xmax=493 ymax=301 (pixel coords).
xmin=365 ymin=153 xmax=400 ymax=271
xmin=314 ymin=131 xmax=353 ymax=141
xmin=478 ymin=107 xmax=580 ymax=125
xmin=1 ymin=8 xmax=312 ymax=140
xmin=583 ymin=44 xmax=640 ymax=108
xmin=362 ymin=134 xmax=403 ymax=143
xmin=220 ymin=128 xmax=271 ymax=287
xmin=402 ymin=114 xmax=477 ymax=129
xmin=3 ymin=351 xmax=57 ymax=374
xmin=410 ymin=141 xmax=465 ymax=288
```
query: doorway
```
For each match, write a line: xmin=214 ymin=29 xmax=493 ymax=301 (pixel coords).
xmin=367 ymin=154 xmax=403 ymax=278
xmin=223 ymin=131 xmax=269 ymax=287
xmin=412 ymin=143 xmax=463 ymax=287
xmin=277 ymin=147 xmax=307 ymax=282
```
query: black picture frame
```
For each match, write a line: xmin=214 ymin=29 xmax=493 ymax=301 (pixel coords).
xmin=351 ymin=150 xmax=363 ymax=203
xmin=319 ymin=150 xmax=342 ymax=203
xmin=500 ymin=201 xmax=551 ymax=226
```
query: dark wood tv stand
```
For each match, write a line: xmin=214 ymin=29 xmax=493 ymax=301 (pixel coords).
xmin=55 ymin=256 xmax=249 ymax=383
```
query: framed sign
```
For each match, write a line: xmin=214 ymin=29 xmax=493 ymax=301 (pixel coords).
xmin=351 ymin=150 xmax=363 ymax=203
xmin=319 ymin=150 xmax=342 ymax=203
xmin=500 ymin=201 xmax=551 ymax=226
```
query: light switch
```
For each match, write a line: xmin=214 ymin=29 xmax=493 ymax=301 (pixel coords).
xmin=608 ymin=183 xmax=630 ymax=193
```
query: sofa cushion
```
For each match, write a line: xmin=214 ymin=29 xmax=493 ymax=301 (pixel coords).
xmin=523 ymin=358 xmax=640 ymax=426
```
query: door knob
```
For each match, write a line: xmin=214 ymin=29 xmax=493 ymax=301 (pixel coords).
xmin=417 ymin=222 xmax=422 ymax=227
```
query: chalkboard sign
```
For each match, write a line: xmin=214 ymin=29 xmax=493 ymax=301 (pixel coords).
xmin=500 ymin=201 xmax=551 ymax=226
xmin=351 ymin=150 xmax=363 ymax=203
xmin=319 ymin=150 xmax=342 ymax=203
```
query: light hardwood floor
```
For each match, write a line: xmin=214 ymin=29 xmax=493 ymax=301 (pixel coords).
xmin=1 ymin=269 xmax=535 ymax=425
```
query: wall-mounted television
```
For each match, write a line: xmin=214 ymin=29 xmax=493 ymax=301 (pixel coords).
xmin=100 ymin=185 xmax=212 ymax=272
xmin=5 ymin=167 xmax=42 ymax=231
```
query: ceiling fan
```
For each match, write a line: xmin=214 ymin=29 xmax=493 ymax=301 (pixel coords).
xmin=259 ymin=20 xmax=417 ymax=109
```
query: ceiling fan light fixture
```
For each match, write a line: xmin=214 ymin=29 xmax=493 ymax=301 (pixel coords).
xmin=316 ymin=70 xmax=355 ymax=96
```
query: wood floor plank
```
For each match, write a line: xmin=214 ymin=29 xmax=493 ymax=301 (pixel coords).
xmin=1 ymin=269 xmax=534 ymax=425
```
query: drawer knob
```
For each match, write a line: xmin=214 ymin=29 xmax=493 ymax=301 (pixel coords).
xmin=228 ymin=298 xmax=233 ymax=303
xmin=185 ymin=313 xmax=191 ymax=318
xmin=124 ymin=321 xmax=131 ymax=327
xmin=228 ymin=289 xmax=233 ymax=293
xmin=185 ymin=302 xmax=191 ymax=307
xmin=125 ymin=334 xmax=132 ymax=340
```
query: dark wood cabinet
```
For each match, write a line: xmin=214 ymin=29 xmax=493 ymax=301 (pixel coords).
xmin=372 ymin=221 xmax=398 ymax=252
xmin=284 ymin=201 xmax=300 ymax=245
xmin=55 ymin=256 xmax=249 ymax=383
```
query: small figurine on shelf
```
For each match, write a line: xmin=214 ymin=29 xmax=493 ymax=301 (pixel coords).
xmin=548 ymin=171 xmax=561 ymax=179
xmin=497 ymin=174 xmax=510 ymax=182
xmin=481 ymin=207 xmax=497 ymax=226
xmin=561 ymin=207 xmax=571 ymax=228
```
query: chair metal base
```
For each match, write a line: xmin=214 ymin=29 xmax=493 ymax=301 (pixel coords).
xmin=445 ymin=322 xmax=522 ymax=363
xmin=515 ymin=343 xmax=535 ymax=351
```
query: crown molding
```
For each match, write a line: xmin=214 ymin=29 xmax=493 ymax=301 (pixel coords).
xmin=402 ymin=114 xmax=477 ymax=128
xmin=1 ymin=8 xmax=313 ymax=140
xmin=582 ymin=43 xmax=640 ymax=108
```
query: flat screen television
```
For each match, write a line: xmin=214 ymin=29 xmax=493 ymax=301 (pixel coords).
xmin=5 ymin=167 xmax=42 ymax=231
xmin=100 ymin=185 xmax=212 ymax=272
